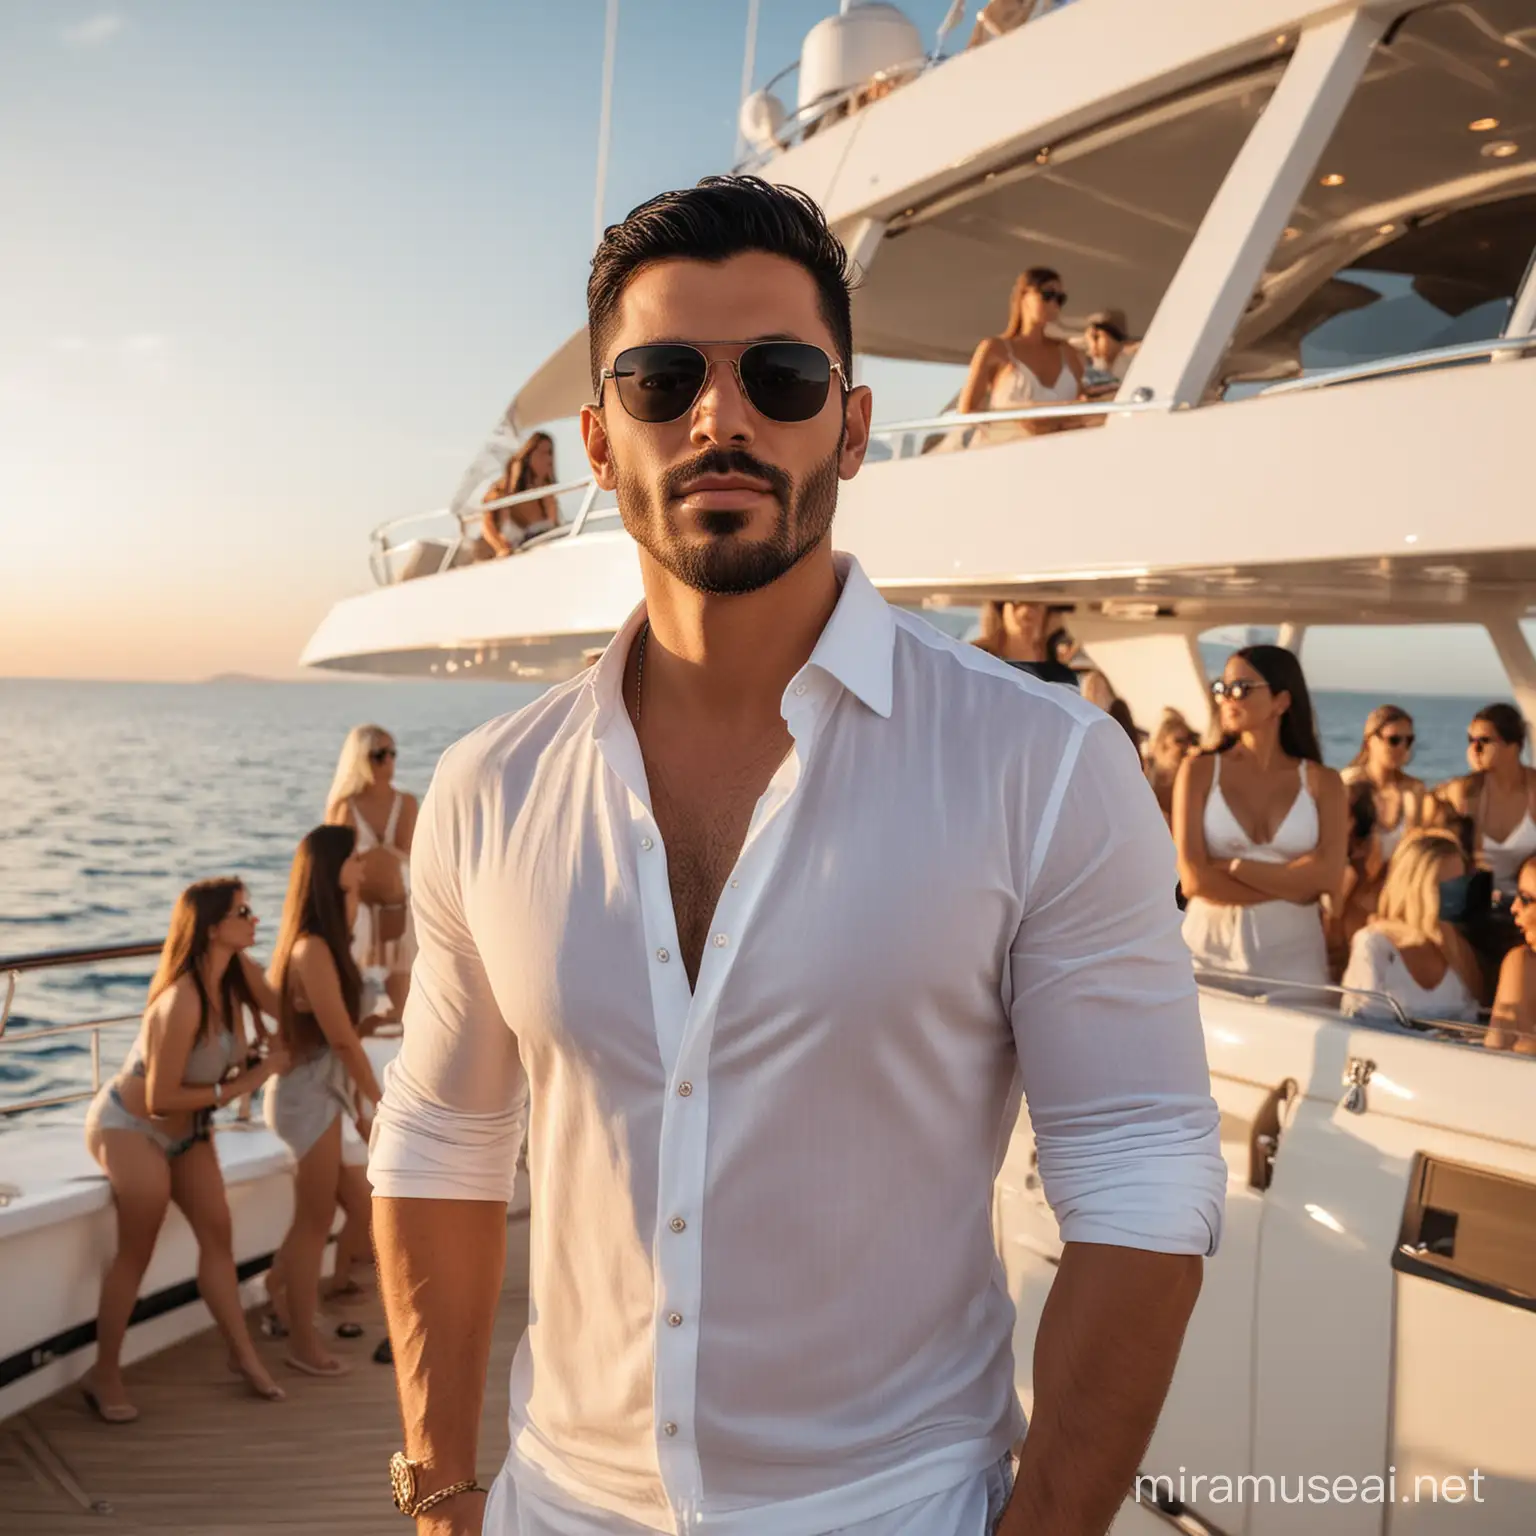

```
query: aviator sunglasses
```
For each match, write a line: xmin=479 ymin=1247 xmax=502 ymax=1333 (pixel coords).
xmin=370 ymin=746 xmax=397 ymax=763
xmin=1467 ymin=733 xmax=1500 ymax=752
xmin=235 ymin=905 xmax=254 ymax=920
xmin=1379 ymin=731 xmax=1415 ymax=748
xmin=1210 ymin=678 xmax=1269 ymax=702
xmin=600 ymin=341 xmax=847 ymax=424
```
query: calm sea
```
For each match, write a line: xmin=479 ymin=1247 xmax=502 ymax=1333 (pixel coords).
xmin=0 ymin=676 xmax=1495 ymax=1129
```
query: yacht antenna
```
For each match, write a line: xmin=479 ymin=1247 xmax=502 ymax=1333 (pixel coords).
xmin=732 ymin=0 xmax=763 ymax=165
xmin=593 ymin=0 xmax=620 ymax=249
xmin=933 ymin=0 xmax=967 ymax=57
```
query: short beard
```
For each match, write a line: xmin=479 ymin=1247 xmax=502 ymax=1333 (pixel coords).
xmin=615 ymin=444 xmax=840 ymax=596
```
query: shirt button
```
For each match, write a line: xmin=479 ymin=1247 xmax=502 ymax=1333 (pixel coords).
xmin=713 ymin=933 xmax=729 ymax=949
xmin=663 ymin=1422 xmax=678 ymax=1437
xmin=656 ymin=948 xmax=670 ymax=963
xmin=794 ymin=683 xmax=808 ymax=696
xmin=729 ymin=878 xmax=739 ymax=889
xmin=677 ymin=1081 xmax=693 ymax=1097
xmin=669 ymin=1216 xmax=686 ymax=1233
xmin=640 ymin=836 xmax=654 ymax=851
xmin=667 ymin=1312 xmax=683 ymax=1327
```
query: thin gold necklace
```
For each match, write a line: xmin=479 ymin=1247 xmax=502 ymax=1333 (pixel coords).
xmin=632 ymin=620 xmax=649 ymax=730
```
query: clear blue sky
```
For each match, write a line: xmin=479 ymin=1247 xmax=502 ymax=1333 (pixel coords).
xmin=0 ymin=2 xmax=1523 ymax=693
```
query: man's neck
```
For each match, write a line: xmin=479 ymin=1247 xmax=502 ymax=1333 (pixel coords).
xmin=636 ymin=543 xmax=840 ymax=726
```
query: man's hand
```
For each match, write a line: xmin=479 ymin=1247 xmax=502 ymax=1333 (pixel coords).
xmin=417 ymin=1486 xmax=486 ymax=1535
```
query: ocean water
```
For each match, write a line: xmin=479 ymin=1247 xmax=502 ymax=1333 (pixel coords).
xmin=0 ymin=676 xmax=1499 ymax=1129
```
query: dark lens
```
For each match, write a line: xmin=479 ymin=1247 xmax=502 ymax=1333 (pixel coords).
xmin=738 ymin=342 xmax=833 ymax=423
xmin=612 ymin=345 xmax=708 ymax=423
xmin=237 ymin=905 xmax=253 ymax=919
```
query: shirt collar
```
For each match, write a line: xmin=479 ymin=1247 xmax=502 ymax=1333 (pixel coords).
xmin=586 ymin=550 xmax=895 ymax=736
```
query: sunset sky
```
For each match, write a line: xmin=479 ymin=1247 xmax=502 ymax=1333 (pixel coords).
xmin=0 ymin=3 xmax=1526 ymax=693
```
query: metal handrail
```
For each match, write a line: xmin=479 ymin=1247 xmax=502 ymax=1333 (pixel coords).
xmin=2 ymin=941 xmax=164 ymax=1120
xmin=1258 ymin=333 xmax=1536 ymax=397
xmin=368 ymin=476 xmax=597 ymax=586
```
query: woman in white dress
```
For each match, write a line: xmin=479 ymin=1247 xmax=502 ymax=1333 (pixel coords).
xmin=1340 ymin=830 xmax=1483 ymax=1023
xmin=1485 ymin=852 xmax=1536 ymax=1054
xmin=955 ymin=266 xmax=1084 ymax=445
xmin=1174 ymin=646 xmax=1347 ymax=989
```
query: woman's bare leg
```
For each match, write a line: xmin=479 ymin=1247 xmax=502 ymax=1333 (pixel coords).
xmin=329 ymin=1161 xmax=374 ymax=1295
xmin=86 ymin=1128 xmax=171 ymax=1413
xmin=168 ymin=1139 xmax=284 ymax=1400
xmin=284 ymin=1116 xmax=346 ymax=1372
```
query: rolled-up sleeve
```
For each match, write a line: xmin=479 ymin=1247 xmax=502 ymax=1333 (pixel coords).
xmin=368 ymin=750 xmax=527 ymax=1202
xmin=1009 ymin=715 xmax=1226 ymax=1256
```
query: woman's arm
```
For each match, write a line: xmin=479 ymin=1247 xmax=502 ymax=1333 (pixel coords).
xmin=326 ymin=798 xmax=356 ymax=830
xmin=396 ymin=792 xmax=419 ymax=858
xmin=1485 ymin=946 xmax=1536 ymax=1054
xmin=1063 ymin=341 xmax=1086 ymax=396
xmin=238 ymin=952 xmax=282 ymax=1032
xmin=957 ymin=338 xmax=1005 ymax=415
xmin=1230 ymin=765 xmax=1349 ymax=904
xmin=1172 ymin=756 xmax=1267 ymax=905
xmin=293 ymin=937 xmax=384 ymax=1104
xmin=143 ymin=985 xmax=284 ymax=1115
xmin=480 ymin=503 xmax=512 ymax=558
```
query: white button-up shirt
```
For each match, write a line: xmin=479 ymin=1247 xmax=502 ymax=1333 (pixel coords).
xmin=369 ymin=554 xmax=1225 ymax=1536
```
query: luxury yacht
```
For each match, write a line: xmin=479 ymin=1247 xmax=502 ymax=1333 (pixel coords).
xmin=5 ymin=2 xmax=1534 ymax=1532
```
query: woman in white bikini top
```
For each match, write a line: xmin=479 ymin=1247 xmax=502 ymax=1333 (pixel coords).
xmin=956 ymin=265 xmax=1084 ymax=445
xmin=1440 ymin=703 xmax=1536 ymax=898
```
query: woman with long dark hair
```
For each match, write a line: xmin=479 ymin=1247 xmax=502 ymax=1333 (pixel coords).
xmin=477 ymin=431 xmax=558 ymax=558
xmin=1485 ymin=852 xmax=1536 ymax=1054
xmin=1438 ymin=703 xmax=1536 ymax=900
xmin=955 ymin=267 xmax=1084 ymax=444
xmin=83 ymin=879 xmax=288 ymax=1420
xmin=263 ymin=825 xmax=383 ymax=1376
xmin=1173 ymin=645 xmax=1347 ymax=987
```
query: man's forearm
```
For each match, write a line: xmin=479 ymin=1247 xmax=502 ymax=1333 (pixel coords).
xmin=375 ymin=1196 xmax=508 ymax=1489
xmin=999 ymin=1242 xmax=1203 ymax=1536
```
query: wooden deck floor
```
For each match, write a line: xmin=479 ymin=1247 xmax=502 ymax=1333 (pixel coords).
xmin=0 ymin=1216 xmax=530 ymax=1534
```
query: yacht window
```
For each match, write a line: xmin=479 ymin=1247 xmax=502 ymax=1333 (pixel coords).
xmin=1222 ymin=1 xmax=1536 ymax=388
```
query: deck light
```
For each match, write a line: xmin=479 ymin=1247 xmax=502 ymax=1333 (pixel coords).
xmin=1482 ymin=140 xmax=1520 ymax=158
xmin=1468 ymin=117 xmax=1499 ymax=131
xmin=1319 ymin=172 xmax=1345 ymax=187
xmin=1376 ymin=223 xmax=1395 ymax=235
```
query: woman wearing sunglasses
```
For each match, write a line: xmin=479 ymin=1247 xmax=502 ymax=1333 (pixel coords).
xmin=1173 ymin=646 xmax=1347 ymax=989
xmin=325 ymin=723 xmax=417 ymax=1018
xmin=1340 ymin=830 xmax=1483 ymax=1023
xmin=82 ymin=879 xmax=289 ymax=1421
xmin=264 ymin=825 xmax=383 ymax=1376
xmin=955 ymin=266 xmax=1084 ymax=444
xmin=1436 ymin=703 xmax=1536 ymax=902
xmin=1484 ymin=853 xmax=1536 ymax=1054
xmin=477 ymin=431 xmax=558 ymax=560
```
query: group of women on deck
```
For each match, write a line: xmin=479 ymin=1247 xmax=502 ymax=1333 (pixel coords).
xmin=79 ymin=725 xmax=416 ymax=1423
xmin=1172 ymin=645 xmax=1536 ymax=1048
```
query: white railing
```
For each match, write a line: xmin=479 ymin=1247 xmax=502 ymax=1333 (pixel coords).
xmin=368 ymin=478 xmax=603 ymax=587
xmin=867 ymin=395 xmax=1169 ymax=458
xmin=1257 ymin=333 xmax=1536 ymax=397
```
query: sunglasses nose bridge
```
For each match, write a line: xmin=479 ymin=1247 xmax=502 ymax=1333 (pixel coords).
xmin=687 ymin=353 xmax=757 ymax=441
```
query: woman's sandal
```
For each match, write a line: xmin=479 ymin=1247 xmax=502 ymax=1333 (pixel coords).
xmin=284 ymin=1354 xmax=351 ymax=1378
xmin=81 ymin=1384 xmax=139 ymax=1424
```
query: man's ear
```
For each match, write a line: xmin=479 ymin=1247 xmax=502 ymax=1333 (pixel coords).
xmin=837 ymin=383 xmax=874 ymax=481
xmin=580 ymin=402 xmax=618 ymax=491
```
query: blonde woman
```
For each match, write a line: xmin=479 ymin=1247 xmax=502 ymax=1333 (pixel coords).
xmin=1146 ymin=709 xmax=1197 ymax=826
xmin=325 ymin=724 xmax=416 ymax=1017
xmin=1341 ymin=706 xmax=1428 ymax=866
xmin=477 ymin=431 xmax=558 ymax=559
xmin=1340 ymin=830 xmax=1483 ymax=1022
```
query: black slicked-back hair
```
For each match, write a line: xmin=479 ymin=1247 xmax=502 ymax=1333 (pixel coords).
xmin=587 ymin=176 xmax=856 ymax=393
